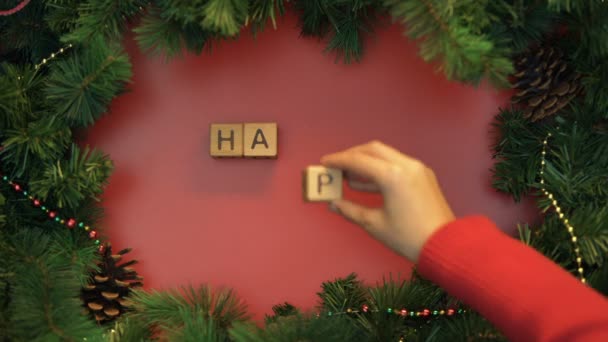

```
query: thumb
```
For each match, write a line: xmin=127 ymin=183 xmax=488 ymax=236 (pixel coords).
xmin=329 ymin=199 xmax=384 ymax=233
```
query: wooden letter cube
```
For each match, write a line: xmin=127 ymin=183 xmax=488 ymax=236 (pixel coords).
xmin=210 ymin=123 xmax=244 ymax=157
xmin=303 ymin=166 xmax=343 ymax=202
xmin=244 ymin=123 xmax=278 ymax=158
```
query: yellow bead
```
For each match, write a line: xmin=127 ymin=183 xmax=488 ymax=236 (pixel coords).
xmin=564 ymin=219 xmax=569 ymax=224
xmin=552 ymin=200 xmax=557 ymax=206
xmin=582 ymin=278 xmax=587 ymax=284
xmin=85 ymin=226 xmax=90 ymax=231
xmin=60 ymin=48 xmax=64 ymax=53
xmin=60 ymin=219 xmax=65 ymax=224
xmin=576 ymin=257 xmax=582 ymax=263
xmin=541 ymin=160 xmax=545 ymax=165
xmin=43 ymin=59 xmax=47 ymax=64
xmin=578 ymin=267 xmax=584 ymax=274
xmin=575 ymin=248 xmax=580 ymax=253
xmin=440 ymin=310 xmax=445 ymax=315
xmin=572 ymin=236 xmax=577 ymax=243
xmin=559 ymin=213 xmax=564 ymax=218
xmin=540 ymin=180 xmax=544 ymax=184
xmin=556 ymin=207 xmax=561 ymax=213
xmin=51 ymin=53 xmax=55 ymax=58
xmin=548 ymin=132 xmax=552 ymax=136
xmin=548 ymin=194 xmax=553 ymax=199
xmin=568 ymin=226 xmax=574 ymax=233
xmin=347 ymin=308 xmax=352 ymax=313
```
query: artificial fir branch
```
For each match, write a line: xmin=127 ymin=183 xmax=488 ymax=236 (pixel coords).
xmin=29 ymin=144 xmax=113 ymax=209
xmin=201 ymin=0 xmax=249 ymax=37
xmin=384 ymin=0 xmax=513 ymax=86
xmin=45 ymin=36 xmax=132 ymax=127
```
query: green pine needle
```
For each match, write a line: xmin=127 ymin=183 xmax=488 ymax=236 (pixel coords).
xmin=29 ymin=144 xmax=113 ymax=210
xmin=45 ymin=37 xmax=132 ymax=127
xmin=201 ymin=0 xmax=249 ymax=37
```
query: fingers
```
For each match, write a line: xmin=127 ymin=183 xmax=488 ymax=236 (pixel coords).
xmin=321 ymin=150 xmax=388 ymax=185
xmin=346 ymin=176 xmax=381 ymax=192
xmin=353 ymin=140 xmax=409 ymax=162
xmin=329 ymin=199 xmax=384 ymax=233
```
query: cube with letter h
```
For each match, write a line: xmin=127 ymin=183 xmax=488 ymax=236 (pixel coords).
xmin=303 ymin=166 xmax=343 ymax=202
xmin=210 ymin=122 xmax=278 ymax=158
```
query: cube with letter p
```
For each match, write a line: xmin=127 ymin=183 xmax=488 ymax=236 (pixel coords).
xmin=303 ymin=166 xmax=343 ymax=202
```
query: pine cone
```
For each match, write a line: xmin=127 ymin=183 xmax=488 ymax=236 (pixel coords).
xmin=82 ymin=243 xmax=143 ymax=323
xmin=511 ymin=46 xmax=582 ymax=122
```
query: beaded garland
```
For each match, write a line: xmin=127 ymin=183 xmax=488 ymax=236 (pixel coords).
xmin=540 ymin=133 xmax=586 ymax=283
xmin=0 ymin=172 xmax=105 ymax=253
xmin=322 ymin=305 xmax=465 ymax=318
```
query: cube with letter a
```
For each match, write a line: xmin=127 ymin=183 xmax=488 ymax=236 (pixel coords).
xmin=210 ymin=123 xmax=244 ymax=157
xmin=303 ymin=166 xmax=343 ymax=202
xmin=244 ymin=123 xmax=278 ymax=158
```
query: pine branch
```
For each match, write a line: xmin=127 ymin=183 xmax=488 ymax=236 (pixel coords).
xmin=423 ymin=313 xmax=505 ymax=341
xmin=134 ymin=7 xmax=216 ymax=59
xmin=1 ymin=117 xmax=72 ymax=177
xmin=491 ymin=108 xmax=547 ymax=201
xmin=45 ymin=37 xmax=132 ymax=127
xmin=317 ymin=273 xmax=368 ymax=313
xmin=29 ymin=144 xmax=113 ymax=210
xmin=296 ymin=0 xmax=377 ymax=64
xmin=166 ymin=310 xmax=227 ymax=342
xmin=201 ymin=0 xmax=249 ymax=37
xmin=248 ymin=0 xmax=286 ymax=32
xmin=230 ymin=314 xmax=364 ymax=342
xmin=384 ymin=0 xmax=513 ymax=86
xmin=61 ymin=0 xmax=146 ymax=43
xmin=8 ymin=230 xmax=102 ymax=341
xmin=264 ymin=302 xmax=299 ymax=324
xmin=129 ymin=284 xmax=250 ymax=338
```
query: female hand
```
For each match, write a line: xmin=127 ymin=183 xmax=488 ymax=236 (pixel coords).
xmin=321 ymin=141 xmax=455 ymax=262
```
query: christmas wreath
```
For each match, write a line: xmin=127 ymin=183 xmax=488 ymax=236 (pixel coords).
xmin=1 ymin=0 xmax=607 ymax=341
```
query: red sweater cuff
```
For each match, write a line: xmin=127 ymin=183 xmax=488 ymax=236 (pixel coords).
xmin=417 ymin=216 xmax=608 ymax=342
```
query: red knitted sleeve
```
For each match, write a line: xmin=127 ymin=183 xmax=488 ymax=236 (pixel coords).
xmin=418 ymin=216 xmax=608 ymax=342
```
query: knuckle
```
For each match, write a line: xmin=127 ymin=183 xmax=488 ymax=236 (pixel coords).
xmin=367 ymin=140 xmax=384 ymax=150
xmin=357 ymin=209 xmax=375 ymax=229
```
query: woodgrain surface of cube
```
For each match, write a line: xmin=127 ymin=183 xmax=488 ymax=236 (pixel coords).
xmin=303 ymin=166 xmax=343 ymax=202
xmin=210 ymin=123 xmax=243 ymax=157
xmin=244 ymin=123 xmax=278 ymax=158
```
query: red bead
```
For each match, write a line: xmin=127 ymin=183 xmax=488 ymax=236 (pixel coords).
xmin=447 ymin=309 xmax=455 ymax=316
xmin=98 ymin=244 xmax=105 ymax=253
xmin=89 ymin=230 xmax=97 ymax=239
xmin=400 ymin=309 xmax=407 ymax=316
xmin=49 ymin=211 xmax=56 ymax=218
xmin=423 ymin=309 xmax=430 ymax=316
xmin=33 ymin=199 xmax=41 ymax=207
xmin=14 ymin=184 xmax=20 ymax=191
xmin=362 ymin=304 xmax=369 ymax=313
xmin=67 ymin=218 xmax=76 ymax=228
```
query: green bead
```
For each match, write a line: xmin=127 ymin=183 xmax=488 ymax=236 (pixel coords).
xmin=458 ymin=309 xmax=463 ymax=314
xmin=387 ymin=308 xmax=392 ymax=313
xmin=327 ymin=312 xmax=332 ymax=316
xmin=41 ymin=206 xmax=46 ymax=210
xmin=94 ymin=240 xmax=100 ymax=245
xmin=23 ymin=191 xmax=27 ymax=195
xmin=79 ymin=222 xmax=84 ymax=228
xmin=55 ymin=217 xmax=60 ymax=222
xmin=2 ymin=176 xmax=7 ymax=181
xmin=433 ymin=310 xmax=438 ymax=315
xmin=410 ymin=312 xmax=415 ymax=316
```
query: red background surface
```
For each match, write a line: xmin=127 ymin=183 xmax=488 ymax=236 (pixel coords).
xmin=86 ymin=13 xmax=536 ymax=320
